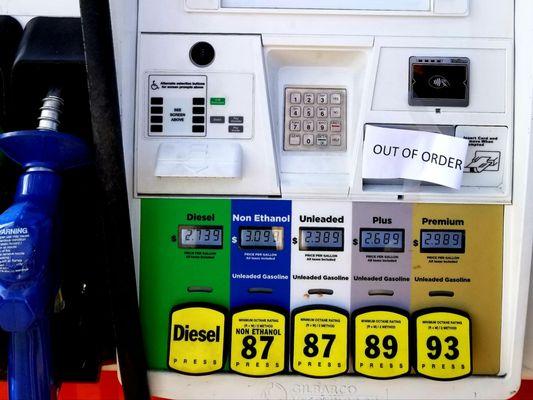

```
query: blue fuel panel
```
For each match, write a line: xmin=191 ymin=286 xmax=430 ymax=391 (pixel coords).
xmin=230 ymin=200 xmax=291 ymax=310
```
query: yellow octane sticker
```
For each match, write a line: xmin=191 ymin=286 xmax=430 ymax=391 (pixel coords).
xmin=415 ymin=310 xmax=472 ymax=380
xmin=292 ymin=308 xmax=348 ymax=377
xmin=354 ymin=309 xmax=410 ymax=379
xmin=230 ymin=309 xmax=286 ymax=376
xmin=168 ymin=306 xmax=225 ymax=375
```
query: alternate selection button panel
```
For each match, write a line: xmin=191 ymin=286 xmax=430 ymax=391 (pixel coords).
xmin=148 ymin=75 xmax=207 ymax=137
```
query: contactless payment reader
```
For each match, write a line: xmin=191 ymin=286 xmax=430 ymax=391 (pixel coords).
xmin=110 ymin=0 xmax=533 ymax=397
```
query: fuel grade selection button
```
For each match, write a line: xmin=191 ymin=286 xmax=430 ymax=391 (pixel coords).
xmin=352 ymin=307 xmax=410 ymax=379
xmin=412 ymin=308 xmax=472 ymax=381
xmin=167 ymin=303 xmax=228 ymax=375
xmin=229 ymin=307 xmax=288 ymax=377
xmin=291 ymin=306 xmax=349 ymax=378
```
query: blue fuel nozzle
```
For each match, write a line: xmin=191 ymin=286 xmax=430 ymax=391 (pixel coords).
xmin=0 ymin=89 xmax=90 ymax=400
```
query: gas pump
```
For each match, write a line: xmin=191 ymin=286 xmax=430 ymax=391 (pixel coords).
xmin=109 ymin=0 xmax=533 ymax=398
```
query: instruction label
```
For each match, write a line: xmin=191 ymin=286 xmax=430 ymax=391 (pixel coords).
xmin=0 ymin=226 xmax=32 ymax=275
xmin=168 ymin=305 xmax=226 ymax=375
xmin=291 ymin=307 xmax=348 ymax=377
xmin=353 ymin=308 xmax=410 ymax=379
xmin=230 ymin=308 xmax=287 ymax=376
xmin=413 ymin=309 xmax=472 ymax=380
xmin=362 ymin=125 xmax=469 ymax=189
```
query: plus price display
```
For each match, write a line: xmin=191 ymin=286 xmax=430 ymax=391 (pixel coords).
xmin=359 ymin=229 xmax=405 ymax=252
xmin=413 ymin=309 xmax=472 ymax=380
xmin=299 ymin=228 xmax=344 ymax=251
xmin=291 ymin=306 xmax=348 ymax=377
xmin=352 ymin=307 xmax=410 ymax=379
xmin=178 ymin=226 xmax=223 ymax=249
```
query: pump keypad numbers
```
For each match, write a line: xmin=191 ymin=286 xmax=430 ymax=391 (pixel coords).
xmin=284 ymin=87 xmax=347 ymax=151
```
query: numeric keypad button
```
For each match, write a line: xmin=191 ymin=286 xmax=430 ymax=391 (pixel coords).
xmin=303 ymin=120 xmax=314 ymax=132
xmin=303 ymin=134 xmax=314 ymax=146
xmin=289 ymin=92 xmax=302 ymax=104
xmin=290 ymin=106 xmax=301 ymax=118
xmin=317 ymin=94 xmax=328 ymax=104
xmin=304 ymin=93 xmax=315 ymax=104
xmin=289 ymin=120 xmax=301 ymax=131
xmin=317 ymin=121 xmax=328 ymax=132
xmin=303 ymin=106 xmax=314 ymax=118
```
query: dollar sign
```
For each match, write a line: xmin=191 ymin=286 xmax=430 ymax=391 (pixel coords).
xmin=353 ymin=238 xmax=358 ymax=246
xmin=413 ymin=240 xmax=419 ymax=247
xmin=232 ymin=236 xmax=237 ymax=244
xmin=292 ymin=237 xmax=297 ymax=245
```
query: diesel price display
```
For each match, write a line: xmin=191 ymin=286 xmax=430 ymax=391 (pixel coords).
xmin=178 ymin=226 xmax=223 ymax=249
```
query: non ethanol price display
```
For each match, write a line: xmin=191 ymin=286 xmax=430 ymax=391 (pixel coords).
xmin=299 ymin=228 xmax=344 ymax=251
xmin=178 ymin=226 xmax=223 ymax=249
xmin=239 ymin=227 xmax=284 ymax=250
xmin=359 ymin=229 xmax=405 ymax=252
xmin=420 ymin=230 xmax=465 ymax=253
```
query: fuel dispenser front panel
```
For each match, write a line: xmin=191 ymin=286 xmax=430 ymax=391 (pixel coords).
xmin=116 ymin=0 xmax=533 ymax=397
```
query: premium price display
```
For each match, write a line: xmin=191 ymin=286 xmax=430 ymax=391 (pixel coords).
xmin=178 ymin=226 xmax=223 ymax=249
xmin=299 ymin=228 xmax=344 ymax=251
xmin=420 ymin=230 xmax=465 ymax=253
xmin=239 ymin=227 xmax=284 ymax=250
xmin=359 ymin=229 xmax=404 ymax=252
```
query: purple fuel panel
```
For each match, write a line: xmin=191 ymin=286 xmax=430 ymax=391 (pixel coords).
xmin=351 ymin=203 xmax=412 ymax=311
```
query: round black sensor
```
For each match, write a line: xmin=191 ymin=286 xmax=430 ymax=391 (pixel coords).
xmin=189 ymin=42 xmax=215 ymax=67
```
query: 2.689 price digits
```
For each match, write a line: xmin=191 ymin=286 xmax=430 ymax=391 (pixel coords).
xmin=426 ymin=336 xmax=459 ymax=360
xmin=364 ymin=335 xmax=398 ymax=359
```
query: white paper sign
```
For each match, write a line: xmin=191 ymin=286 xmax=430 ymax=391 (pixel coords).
xmin=362 ymin=126 xmax=469 ymax=189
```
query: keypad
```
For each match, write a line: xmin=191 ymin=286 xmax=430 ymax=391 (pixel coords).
xmin=284 ymin=87 xmax=347 ymax=151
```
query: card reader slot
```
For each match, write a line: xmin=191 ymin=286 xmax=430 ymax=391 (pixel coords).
xmin=308 ymin=289 xmax=334 ymax=296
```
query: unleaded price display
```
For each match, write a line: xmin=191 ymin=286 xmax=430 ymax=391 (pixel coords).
xmin=230 ymin=307 xmax=288 ymax=377
xmin=299 ymin=227 xmax=344 ymax=251
xmin=291 ymin=306 xmax=349 ymax=378
xmin=412 ymin=308 xmax=472 ymax=380
xmin=353 ymin=307 xmax=410 ymax=379
xmin=168 ymin=303 xmax=228 ymax=375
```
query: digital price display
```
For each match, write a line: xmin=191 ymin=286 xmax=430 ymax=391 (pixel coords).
xmin=178 ymin=225 xmax=223 ymax=249
xmin=299 ymin=228 xmax=344 ymax=252
xmin=420 ymin=230 xmax=465 ymax=254
xmin=239 ymin=227 xmax=284 ymax=250
xmin=359 ymin=229 xmax=405 ymax=253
